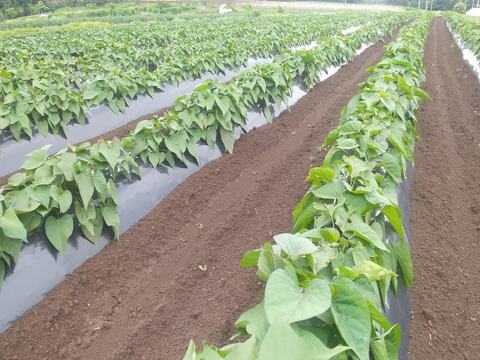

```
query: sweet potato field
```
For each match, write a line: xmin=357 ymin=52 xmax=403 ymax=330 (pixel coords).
xmin=0 ymin=10 xmax=479 ymax=360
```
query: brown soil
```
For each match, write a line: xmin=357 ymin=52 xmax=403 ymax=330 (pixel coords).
xmin=0 ymin=30 xmax=398 ymax=360
xmin=408 ymin=17 xmax=480 ymax=359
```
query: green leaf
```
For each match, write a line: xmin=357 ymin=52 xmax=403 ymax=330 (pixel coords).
xmin=216 ymin=96 xmax=230 ymax=117
xmin=351 ymin=261 xmax=396 ymax=282
xmin=0 ymin=262 xmax=4 ymax=291
xmin=22 ymin=145 xmax=51 ymax=170
xmin=413 ymin=87 xmax=431 ymax=100
xmin=240 ymin=249 xmax=260 ymax=268
xmin=224 ymin=336 xmax=257 ymax=360
xmin=370 ymin=324 xmax=401 ymax=360
xmin=99 ymin=141 xmax=121 ymax=170
xmin=336 ymin=265 xmax=356 ymax=281
xmin=57 ymin=152 xmax=76 ymax=181
xmin=394 ymin=239 xmax=412 ymax=287
xmin=74 ymin=200 xmax=96 ymax=235
xmin=382 ymin=152 xmax=402 ymax=184
xmin=331 ymin=278 xmax=371 ymax=360
xmin=101 ymin=198 xmax=120 ymax=239
xmin=264 ymin=105 xmax=272 ymax=123
xmin=83 ymin=88 xmax=99 ymax=100
xmin=205 ymin=124 xmax=218 ymax=149
xmin=4 ymin=189 xmax=40 ymax=213
xmin=349 ymin=216 xmax=388 ymax=252
xmin=7 ymin=173 xmax=26 ymax=187
xmin=305 ymin=167 xmax=335 ymax=183
xmin=319 ymin=228 xmax=341 ymax=243
xmin=148 ymin=152 xmax=163 ymax=168
xmin=361 ymin=91 xmax=381 ymax=109
xmin=381 ymin=205 xmax=404 ymax=240
xmin=165 ymin=151 xmax=176 ymax=168
xmin=202 ymin=344 xmax=223 ymax=360
xmin=0 ymin=208 xmax=27 ymax=241
xmin=312 ymin=181 xmax=344 ymax=200
xmin=344 ymin=156 xmax=369 ymax=178
xmin=45 ymin=214 xmax=74 ymax=254
xmin=323 ymin=129 xmax=339 ymax=147
xmin=307 ymin=246 xmax=338 ymax=274
xmin=345 ymin=192 xmax=367 ymax=214
xmin=33 ymin=164 xmax=55 ymax=186
xmin=17 ymin=212 xmax=42 ymax=233
xmin=0 ymin=229 xmax=23 ymax=264
xmin=74 ymin=168 xmax=95 ymax=210
xmin=182 ymin=340 xmax=196 ymax=360
xmin=193 ymin=83 xmax=210 ymax=92
xmin=366 ymin=300 xmax=391 ymax=331
xmin=107 ymin=178 xmax=119 ymax=206
xmin=258 ymin=319 xmax=314 ymax=360
xmin=264 ymin=269 xmax=331 ymax=324
xmin=354 ymin=273 xmax=380 ymax=308
xmin=257 ymin=245 xmax=286 ymax=281
xmin=234 ymin=300 xmax=269 ymax=341
xmin=291 ymin=324 xmax=350 ymax=360
xmin=339 ymin=120 xmax=362 ymax=135
xmin=219 ymin=127 xmax=235 ymax=154
xmin=186 ymin=140 xmax=200 ymax=165
xmin=396 ymin=76 xmax=411 ymax=95
xmin=92 ymin=170 xmax=108 ymax=203
xmin=292 ymin=192 xmax=317 ymax=232
xmin=205 ymin=93 xmax=215 ymax=111
xmin=337 ymin=138 xmax=358 ymax=150
xmin=353 ymin=242 xmax=370 ymax=267
xmin=108 ymin=98 xmax=119 ymax=114
xmin=273 ymin=233 xmax=318 ymax=260
xmin=165 ymin=133 xmax=183 ymax=159
xmin=80 ymin=207 xmax=104 ymax=246
xmin=30 ymin=185 xmax=51 ymax=208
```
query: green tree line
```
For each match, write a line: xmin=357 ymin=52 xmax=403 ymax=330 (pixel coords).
xmin=0 ymin=0 xmax=121 ymax=21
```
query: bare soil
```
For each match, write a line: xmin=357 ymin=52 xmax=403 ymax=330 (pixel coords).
xmin=408 ymin=17 xmax=480 ymax=359
xmin=0 ymin=17 xmax=479 ymax=360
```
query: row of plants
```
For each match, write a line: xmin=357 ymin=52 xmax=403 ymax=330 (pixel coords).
xmin=0 ymin=12 xmax=248 ymax=32
xmin=443 ymin=11 xmax=480 ymax=58
xmin=0 ymin=13 xmax=387 ymax=142
xmin=184 ymin=12 xmax=433 ymax=360
xmin=0 ymin=12 xmax=413 ymax=292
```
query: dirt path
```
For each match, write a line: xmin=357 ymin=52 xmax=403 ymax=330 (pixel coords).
xmin=0 ymin=31 xmax=399 ymax=360
xmin=408 ymin=17 xmax=480 ymax=359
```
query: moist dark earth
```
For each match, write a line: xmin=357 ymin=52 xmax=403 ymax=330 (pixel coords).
xmin=0 ymin=17 xmax=479 ymax=359
xmin=408 ymin=17 xmax=480 ymax=360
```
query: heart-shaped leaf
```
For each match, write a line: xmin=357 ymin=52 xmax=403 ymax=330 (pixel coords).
xmin=0 ymin=207 xmax=27 ymax=241
xmin=273 ymin=233 xmax=318 ymax=260
xmin=45 ymin=214 xmax=74 ymax=254
xmin=265 ymin=269 xmax=331 ymax=324
xmin=22 ymin=145 xmax=51 ymax=170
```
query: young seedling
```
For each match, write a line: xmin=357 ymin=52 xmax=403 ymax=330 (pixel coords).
xmin=198 ymin=264 xmax=208 ymax=272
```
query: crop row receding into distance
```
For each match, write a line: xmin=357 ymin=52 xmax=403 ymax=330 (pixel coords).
xmin=0 ymin=12 xmax=413 ymax=294
xmin=0 ymin=12 xmax=382 ymax=144
xmin=443 ymin=11 xmax=480 ymax=80
xmin=184 ymin=12 xmax=433 ymax=360
xmin=0 ymin=18 xmax=375 ymax=178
